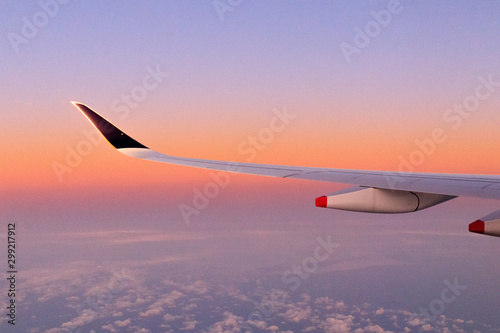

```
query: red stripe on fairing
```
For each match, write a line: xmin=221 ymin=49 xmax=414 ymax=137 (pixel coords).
xmin=315 ymin=196 xmax=327 ymax=208
xmin=469 ymin=220 xmax=485 ymax=234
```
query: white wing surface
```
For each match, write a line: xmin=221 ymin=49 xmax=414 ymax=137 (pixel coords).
xmin=72 ymin=102 xmax=500 ymax=237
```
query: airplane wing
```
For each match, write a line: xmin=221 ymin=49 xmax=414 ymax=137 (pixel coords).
xmin=72 ymin=102 xmax=500 ymax=237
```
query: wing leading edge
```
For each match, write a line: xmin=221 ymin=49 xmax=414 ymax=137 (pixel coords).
xmin=71 ymin=102 xmax=500 ymax=236
xmin=72 ymin=102 xmax=500 ymax=200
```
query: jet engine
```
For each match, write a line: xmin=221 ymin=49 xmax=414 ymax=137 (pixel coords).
xmin=469 ymin=210 xmax=500 ymax=237
xmin=315 ymin=187 xmax=455 ymax=213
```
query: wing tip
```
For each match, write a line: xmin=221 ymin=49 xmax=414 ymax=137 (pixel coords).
xmin=71 ymin=101 xmax=149 ymax=150
xmin=71 ymin=101 xmax=86 ymax=109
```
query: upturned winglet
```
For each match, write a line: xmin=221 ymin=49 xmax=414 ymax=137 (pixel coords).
xmin=71 ymin=102 xmax=148 ymax=149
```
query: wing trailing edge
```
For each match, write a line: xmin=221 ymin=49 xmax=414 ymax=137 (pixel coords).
xmin=72 ymin=102 xmax=500 ymax=237
xmin=72 ymin=102 xmax=500 ymax=200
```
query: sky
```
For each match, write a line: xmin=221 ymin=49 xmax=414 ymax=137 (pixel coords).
xmin=1 ymin=1 xmax=500 ymax=332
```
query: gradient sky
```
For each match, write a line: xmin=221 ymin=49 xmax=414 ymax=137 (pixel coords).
xmin=2 ymin=1 xmax=500 ymax=332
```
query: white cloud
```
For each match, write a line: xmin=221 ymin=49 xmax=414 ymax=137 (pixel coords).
xmin=182 ymin=302 xmax=197 ymax=311
xmin=159 ymin=290 xmax=184 ymax=307
xmin=407 ymin=317 xmax=423 ymax=326
xmin=246 ymin=319 xmax=267 ymax=329
xmin=139 ymin=306 xmax=164 ymax=317
xmin=101 ymin=324 xmax=116 ymax=332
xmin=163 ymin=313 xmax=182 ymax=322
xmin=205 ymin=312 xmax=244 ymax=333
xmin=323 ymin=315 xmax=354 ymax=333
xmin=280 ymin=305 xmax=312 ymax=322
xmin=315 ymin=296 xmax=331 ymax=305
xmin=363 ymin=324 xmax=393 ymax=333
xmin=181 ymin=319 xmax=198 ymax=331
xmin=181 ymin=280 xmax=209 ymax=295
xmin=23 ymin=260 xmax=492 ymax=333
xmin=115 ymin=299 xmax=133 ymax=309
xmin=421 ymin=323 xmax=432 ymax=331
xmin=42 ymin=329 xmax=62 ymax=333
xmin=60 ymin=309 xmax=98 ymax=330
xmin=114 ymin=318 xmax=131 ymax=327
xmin=335 ymin=301 xmax=346 ymax=310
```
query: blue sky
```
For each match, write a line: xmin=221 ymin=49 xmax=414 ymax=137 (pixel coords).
xmin=1 ymin=1 xmax=500 ymax=332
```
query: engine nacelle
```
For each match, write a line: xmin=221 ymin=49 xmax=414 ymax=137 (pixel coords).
xmin=469 ymin=210 xmax=500 ymax=238
xmin=315 ymin=187 xmax=455 ymax=213
xmin=469 ymin=220 xmax=500 ymax=237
